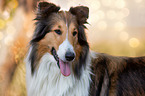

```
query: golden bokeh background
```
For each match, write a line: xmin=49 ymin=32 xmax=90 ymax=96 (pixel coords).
xmin=0 ymin=0 xmax=145 ymax=95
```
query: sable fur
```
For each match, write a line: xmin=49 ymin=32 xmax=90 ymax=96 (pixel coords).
xmin=90 ymin=53 xmax=145 ymax=96
xmin=26 ymin=2 xmax=145 ymax=96
xmin=29 ymin=2 xmax=89 ymax=77
xmin=69 ymin=6 xmax=89 ymax=25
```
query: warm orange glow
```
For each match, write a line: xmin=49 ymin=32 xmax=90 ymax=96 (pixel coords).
xmin=8 ymin=0 xmax=18 ymax=9
xmin=0 ymin=19 xmax=6 ymax=29
xmin=26 ymin=31 xmax=33 ymax=38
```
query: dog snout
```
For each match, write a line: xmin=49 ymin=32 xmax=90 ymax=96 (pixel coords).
xmin=65 ymin=51 xmax=75 ymax=61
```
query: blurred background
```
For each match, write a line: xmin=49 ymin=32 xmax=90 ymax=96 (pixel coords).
xmin=0 ymin=0 xmax=145 ymax=95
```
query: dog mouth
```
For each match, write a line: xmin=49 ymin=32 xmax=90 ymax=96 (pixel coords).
xmin=51 ymin=47 xmax=71 ymax=76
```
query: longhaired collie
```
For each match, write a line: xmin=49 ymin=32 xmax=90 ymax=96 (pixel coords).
xmin=26 ymin=2 xmax=145 ymax=96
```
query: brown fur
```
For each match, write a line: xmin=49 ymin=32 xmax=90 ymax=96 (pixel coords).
xmin=90 ymin=53 xmax=145 ymax=96
xmin=29 ymin=2 xmax=145 ymax=96
xmin=33 ymin=10 xmax=83 ymax=74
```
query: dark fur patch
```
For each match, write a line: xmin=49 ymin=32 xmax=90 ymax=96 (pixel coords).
xmin=78 ymin=25 xmax=89 ymax=46
xmin=35 ymin=2 xmax=60 ymax=20
xmin=74 ymin=45 xmax=89 ymax=78
xmin=31 ymin=2 xmax=60 ymax=43
xmin=90 ymin=55 xmax=110 ymax=96
xmin=29 ymin=43 xmax=38 ymax=74
xmin=29 ymin=2 xmax=60 ymax=74
xmin=73 ymin=25 xmax=89 ymax=79
xmin=117 ymin=57 xmax=145 ymax=96
xmin=90 ymin=54 xmax=145 ymax=96
xmin=51 ymin=47 xmax=60 ymax=68
xmin=29 ymin=19 xmax=52 ymax=74
xmin=69 ymin=6 xmax=89 ymax=25
xmin=31 ymin=25 xmax=49 ymax=43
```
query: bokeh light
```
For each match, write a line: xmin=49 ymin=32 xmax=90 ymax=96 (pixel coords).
xmin=26 ymin=31 xmax=33 ymax=38
xmin=89 ymin=13 xmax=100 ymax=23
xmin=121 ymin=8 xmax=130 ymax=17
xmin=0 ymin=32 xmax=4 ymax=40
xmin=129 ymin=38 xmax=140 ymax=48
xmin=4 ymin=35 xmax=14 ymax=46
xmin=2 ymin=11 xmax=10 ymax=20
xmin=90 ymin=1 xmax=101 ymax=10
xmin=6 ymin=26 xmax=16 ymax=35
xmin=96 ymin=10 xmax=105 ymax=20
xmin=115 ymin=22 xmax=126 ymax=31
xmin=135 ymin=0 xmax=143 ymax=3
xmin=97 ymin=21 xmax=107 ymax=31
xmin=0 ymin=19 xmax=6 ymax=29
xmin=107 ymin=10 xmax=117 ymax=20
xmin=119 ymin=31 xmax=129 ymax=41
xmin=115 ymin=0 xmax=126 ymax=9
xmin=7 ymin=0 xmax=18 ymax=9
xmin=101 ymin=0 xmax=111 ymax=7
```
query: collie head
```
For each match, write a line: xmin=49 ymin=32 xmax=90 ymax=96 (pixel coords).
xmin=29 ymin=2 xmax=89 ymax=78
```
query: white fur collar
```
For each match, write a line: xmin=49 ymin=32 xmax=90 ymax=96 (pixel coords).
xmin=26 ymin=51 xmax=92 ymax=96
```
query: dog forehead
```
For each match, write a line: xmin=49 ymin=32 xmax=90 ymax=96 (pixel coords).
xmin=58 ymin=11 xmax=74 ymax=20
xmin=48 ymin=11 xmax=77 ymax=30
xmin=55 ymin=11 xmax=77 ymax=26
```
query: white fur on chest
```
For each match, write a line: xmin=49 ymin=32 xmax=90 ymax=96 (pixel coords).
xmin=26 ymin=51 xmax=91 ymax=96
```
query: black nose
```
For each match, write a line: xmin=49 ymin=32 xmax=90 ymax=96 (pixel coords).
xmin=65 ymin=51 xmax=75 ymax=61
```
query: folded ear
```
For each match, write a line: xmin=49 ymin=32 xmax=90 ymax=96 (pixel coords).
xmin=36 ymin=2 xmax=60 ymax=19
xmin=69 ymin=6 xmax=89 ymax=25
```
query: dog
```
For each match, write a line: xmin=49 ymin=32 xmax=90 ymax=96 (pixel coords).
xmin=26 ymin=2 xmax=145 ymax=96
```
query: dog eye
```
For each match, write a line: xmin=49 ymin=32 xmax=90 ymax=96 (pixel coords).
xmin=54 ymin=29 xmax=62 ymax=35
xmin=73 ymin=31 xmax=77 ymax=36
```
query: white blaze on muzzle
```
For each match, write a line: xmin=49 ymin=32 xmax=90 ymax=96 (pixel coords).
xmin=56 ymin=38 xmax=75 ymax=76
xmin=57 ymin=38 xmax=75 ymax=62
xmin=56 ymin=11 xmax=76 ymax=76
xmin=57 ymin=11 xmax=75 ymax=62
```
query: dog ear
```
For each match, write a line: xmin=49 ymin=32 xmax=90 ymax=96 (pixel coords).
xmin=69 ymin=6 xmax=89 ymax=25
xmin=36 ymin=2 xmax=60 ymax=19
